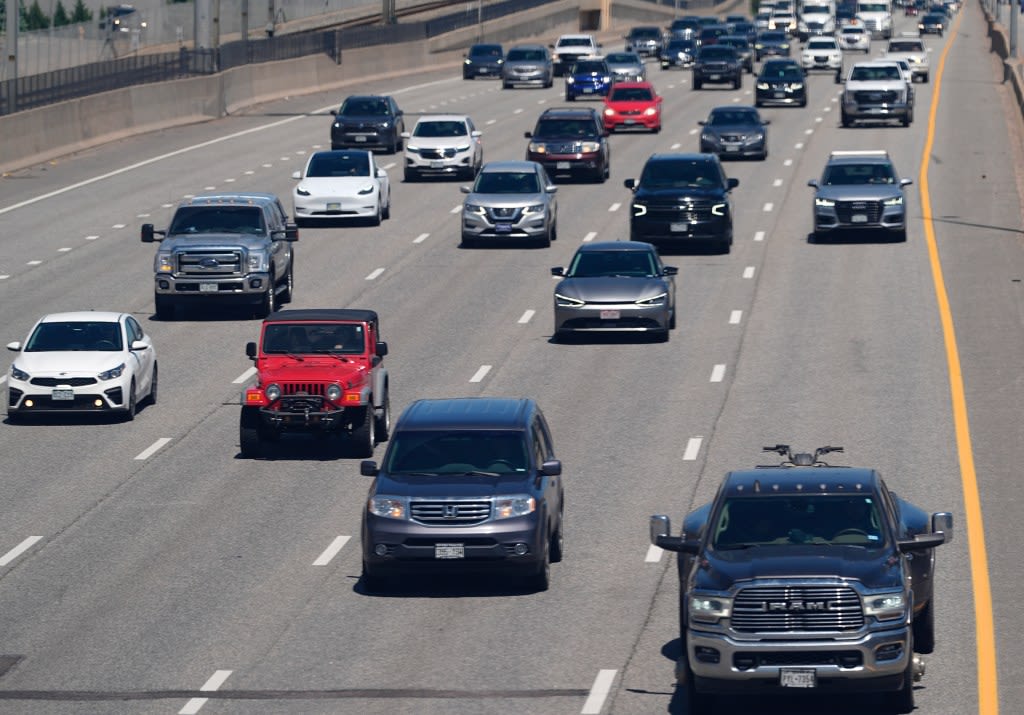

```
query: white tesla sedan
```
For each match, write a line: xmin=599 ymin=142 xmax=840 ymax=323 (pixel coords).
xmin=291 ymin=150 xmax=391 ymax=226
xmin=6 ymin=311 xmax=158 ymax=422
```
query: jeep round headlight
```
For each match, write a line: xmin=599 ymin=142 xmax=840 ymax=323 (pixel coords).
xmin=265 ymin=384 xmax=281 ymax=402
xmin=326 ymin=384 xmax=342 ymax=401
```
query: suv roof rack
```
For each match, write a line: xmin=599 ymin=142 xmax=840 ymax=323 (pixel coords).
xmin=829 ymin=149 xmax=889 ymax=157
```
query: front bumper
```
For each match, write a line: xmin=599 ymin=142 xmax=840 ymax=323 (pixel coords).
xmin=8 ymin=377 xmax=130 ymax=414
xmin=841 ymin=100 xmax=911 ymax=122
xmin=565 ymin=81 xmax=611 ymax=99
xmin=462 ymin=209 xmax=550 ymax=242
xmin=604 ymin=112 xmax=660 ymax=131
xmin=503 ymin=70 xmax=549 ymax=85
xmin=630 ymin=216 xmax=732 ymax=246
xmin=530 ymin=153 xmax=604 ymax=179
xmin=554 ymin=301 xmax=670 ymax=334
xmin=294 ymin=195 xmax=379 ymax=220
xmin=756 ymin=86 xmax=807 ymax=105
xmin=153 ymin=273 xmax=271 ymax=302
xmin=405 ymin=150 xmax=474 ymax=177
xmin=330 ymin=128 xmax=394 ymax=150
xmin=701 ymin=138 xmax=767 ymax=158
xmin=801 ymin=56 xmax=842 ymax=71
xmin=814 ymin=204 xmax=906 ymax=233
xmin=255 ymin=402 xmax=360 ymax=432
xmin=693 ymin=68 xmax=742 ymax=85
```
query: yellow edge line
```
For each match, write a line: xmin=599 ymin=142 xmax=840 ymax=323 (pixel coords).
xmin=918 ymin=11 xmax=998 ymax=715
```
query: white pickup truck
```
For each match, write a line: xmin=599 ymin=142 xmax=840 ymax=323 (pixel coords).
xmin=841 ymin=60 xmax=913 ymax=127
xmin=883 ymin=34 xmax=931 ymax=83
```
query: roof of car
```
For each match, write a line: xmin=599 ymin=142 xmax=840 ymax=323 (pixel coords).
xmin=721 ymin=467 xmax=881 ymax=497
xmin=538 ymin=107 xmax=600 ymax=118
xmin=577 ymin=240 xmax=656 ymax=252
xmin=38 ymin=311 xmax=126 ymax=323
xmin=645 ymin=152 xmax=720 ymax=164
xmin=413 ymin=114 xmax=470 ymax=124
xmin=557 ymin=33 xmax=596 ymax=40
xmin=507 ymin=43 xmax=548 ymax=51
xmin=182 ymin=192 xmax=280 ymax=207
xmin=826 ymin=149 xmax=893 ymax=165
xmin=264 ymin=309 xmax=379 ymax=324
xmin=396 ymin=397 xmax=538 ymax=431
xmin=479 ymin=160 xmax=543 ymax=173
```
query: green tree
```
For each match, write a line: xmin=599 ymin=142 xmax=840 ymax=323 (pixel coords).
xmin=52 ymin=0 xmax=69 ymax=26
xmin=69 ymin=0 xmax=92 ymax=23
xmin=22 ymin=0 xmax=51 ymax=30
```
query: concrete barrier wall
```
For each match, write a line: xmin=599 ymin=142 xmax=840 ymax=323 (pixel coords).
xmin=982 ymin=4 xmax=1024 ymax=123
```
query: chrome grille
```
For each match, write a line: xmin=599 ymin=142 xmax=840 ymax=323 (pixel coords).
xmin=487 ymin=206 xmax=522 ymax=221
xmin=410 ymin=501 xmax=492 ymax=525
xmin=177 ymin=250 xmax=242 ymax=277
xmin=853 ymin=90 xmax=900 ymax=104
xmin=732 ymin=585 xmax=865 ymax=632
xmin=836 ymin=200 xmax=883 ymax=223
xmin=645 ymin=198 xmax=718 ymax=221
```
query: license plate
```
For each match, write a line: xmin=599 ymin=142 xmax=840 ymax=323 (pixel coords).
xmin=624 ymin=119 xmax=637 ymax=124
xmin=556 ymin=161 xmax=571 ymax=170
xmin=723 ymin=144 xmax=740 ymax=151
xmin=709 ymin=74 xmax=721 ymax=80
xmin=670 ymin=222 xmax=690 ymax=232
xmin=326 ymin=202 xmax=341 ymax=211
xmin=52 ymin=389 xmax=74 ymax=401
xmin=775 ymin=91 xmax=786 ymax=98
xmin=780 ymin=668 xmax=816 ymax=688
xmin=199 ymin=283 xmax=218 ymax=292
xmin=583 ymin=88 xmax=594 ymax=93
xmin=434 ymin=543 xmax=465 ymax=559
xmin=430 ymin=161 xmax=445 ymax=169
xmin=354 ymin=135 xmax=368 ymax=142
xmin=495 ymin=223 xmax=513 ymax=233
xmin=851 ymin=214 xmax=868 ymax=223
xmin=599 ymin=310 xmax=620 ymax=320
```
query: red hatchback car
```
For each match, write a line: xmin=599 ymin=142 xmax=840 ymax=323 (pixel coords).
xmin=602 ymin=81 xmax=663 ymax=133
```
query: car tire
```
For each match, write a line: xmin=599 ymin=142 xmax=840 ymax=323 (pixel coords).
xmin=281 ymin=260 xmax=294 ymax=304
xmin=693 ymin=78 xmax=702 ymax=90
xmin=799 ymin=98 xmax=807 ymax=107
xmin=361 ymin=561 xmax=389 ymax=593
xmin=893 ymin=228 xmax=908 ymax=242
xmin=923 ymin=73 xmax=930 ymax=83
xmin=530 ymin=546 xmax=551 ymax=592
xmin=681 ymin=653 xmax=715 ymax=713
xmin=841 ymin=110 xmax=852 ymax=128
xmin=755 ymin=99 xmax=764 ymax=108
xmin=374 ymin=391 xmax=391 ymax=443
xmin=887 ymin=649 xmax=916 ymax=714
xmin=404 ymin=169 xmax=417 ymax=182
xmin=502 ymin=81 xmax=511 ymax=89
xmin=349 ymin=406 xmax=376 ymax=458
xmin=258 ymin=273 xmax=276 ymax=318
xmin=369 ymin=198 xmax=382 ymax=227
xmin=239 ymin=406 xmax=262 ymax=458
xmin=147 ymin=363 xmax=158 ymax=406
xmin=382 ymin=192 xmax=391 ymax=220
xmin=537 ymin=228 xmax=552 ymax=248
xmin=913 ymin=598 xmax=936 ymax=654
xmin=122 ymin=379 xmax=137 ymax=422
xmin=565 ymin=93 xmax=574 ymax=101
xmin=549 ymin=512 xmax=564 ymax=562
xmin=733 ymin=76 xmax=741 ymax=90
xmin=460 ymin=234 xmax=478 ymax=248
xmin=155 ymin=295 xmax=174 ymax=321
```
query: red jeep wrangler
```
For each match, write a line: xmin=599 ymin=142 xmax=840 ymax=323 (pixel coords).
xmin=240 ymin=309 xmax=390 ymax=458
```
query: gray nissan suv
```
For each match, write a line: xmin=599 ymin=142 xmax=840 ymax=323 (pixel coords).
xmin=460 ymin=161 xmax=558 ymax=247
xmin=360 ymin=397 xmax=565 ymax=592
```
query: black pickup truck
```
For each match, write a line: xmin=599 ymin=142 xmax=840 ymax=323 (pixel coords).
xmin=650 ymin=445 xmax=953 ymax=713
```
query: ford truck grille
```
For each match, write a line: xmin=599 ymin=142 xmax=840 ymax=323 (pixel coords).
xmin=410 ymin=501 xmax=492 ymax=525
xmin=853 ymin=90 xmax=900 ymax=104
xmin=177 ymin=250 xmax=243 ymax=277
xmin=731 ymin=585 xmax=865 ymax=632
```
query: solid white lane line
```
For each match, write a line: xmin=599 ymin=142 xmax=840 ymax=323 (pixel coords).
xmin=710 ymin=364 xmax=726 ymax=383
xmin=644 ymin=544 xmax=663 ymax=563
xmin=413 ymin=233 xmax=429 ymax=244
xmin=0 ymin=536 xmax=43 ymax=567
xmin=783 ymin=159 xmax=793 ymax=166
xmin=772 ymin=179 xmax=783 ymax=187
xmin=729 ymin=310 xmax=743 ymax=324
xmin=743 ymin=266 xmax=755 ymax=279
xmin=583 ymin=231 xmax=596 ymax=242
xmin=312 ymin=536 xmax=350 ymax=566
xmin=518 ymin=310 xmax=535 ymax=324
xmin=608 ymin=203 xmax=621 ymax=212
xmin=179 ymin=670 xmax=232 ymax=715
xmin=450 ymin=205 xmax=461 ymax=214
xmin=365 ymin=268 xmax=385 ymax=281
xmin=763 ymin=203 xmax=774 ymax=212
xmin=134 ymin=438 xmax=172 ymax=461
xmin=232 ymin=367 xmax=257 ymax=384
xmin=581 ymin=670 xmax=617 ymax=715
xmin=754 ymin=231 xmax=765 ymax=242
xmin=469 ymin=365 xmax=492 ymax=383
xmin=683 ymin=437 xmax=702 ymax=461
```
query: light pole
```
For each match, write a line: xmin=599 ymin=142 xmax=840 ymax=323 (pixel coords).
xmin=4 ymin=0 xmax=17 ymax=112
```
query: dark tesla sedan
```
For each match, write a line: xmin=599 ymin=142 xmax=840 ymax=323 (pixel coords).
xmin=918 ymin=12 xmax=947 ymax=34
xmin=755 ymin=59 xmax=807 ymax=108
xmin=698 ymin=106 xmax=770 ymax=160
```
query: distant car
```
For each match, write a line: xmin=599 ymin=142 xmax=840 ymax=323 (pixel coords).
xmin=7 ymin=311 xmax=157 ymax=421
xmin=551 ymin=241 xmax=677 ymax=341
xmin=692 ymin=45 xmax=744 ymax=90
xmin=330 ymin=95 xmax=405 ymax=153
xmin=731 ymin=20 xmax=758 ymax=42
xmin=698 ymin=24 xmax=732 ymax=47
xmin=769 ymin=10 xmax=797 ymax=33
xmin=660 ymin=37 xmax=698 ymax=69
xmin=717 ymin=35 xmax=755 ymax=73
xmin=524 ymin=106 xmax=610 ymax=182
xmin=401 ymin=115 xmax=482 ymax=182
xmin=838 ymin=24 xmax=872 ymax=52
xmin=754 ymin=11 xmax=773 ymax=31
xmin=884 ymin=35 xmax=931 ymax=82
xmin=603 ymin=81 xmax=663 ymax=133
xmin=801 ymin=36 xmax=844 ymax=76
xmin=808 ymin=149 xmax=912 ymax=242
xmin=918 ymin=12 xmax=946 ymax=34
xmin=754 ymin=30 xmax=792 ymax=60
xmin=755 ymin=58 xmax=807 ymax=107
xmin=564 ymin=57 xmax=613 ymax=101
xmin=460 ymin=161 xmax=558 ymax=247
xmin=699 ymin=105 xmax=770 ymax=160
xmin=550 ymin=34 xmax=600 ymax=76
xmin=668 ymin=16 xmax=702 ymax=38
xmin=291 ymin=150 xmax=391 ymax=226
xmin=624 ymin=25 xmax=665 ymax=56
xmin=98 ymin=4 xmax=145 ymax=32
xmin=462 ymin=43 xmax=504 ymax=79
xmin=502 ymin=45 xmax=554 ymax=88
xmin=604 ymin=51 xmax=647 ymax=83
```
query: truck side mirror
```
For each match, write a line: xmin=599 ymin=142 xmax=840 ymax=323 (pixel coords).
xmin=246 ymin=341 xmax=257 ymax=359
xmin=284 ymin=223 xmax=299 ymax=240
xmin=541 ymin=459 xmax=562 ymax=476
xmin=360 ymin=460 xmax=379 ymax=476
xmin=931 ymin=512 xmax=953 ymax=543
xmin=141 ymin=223 xmax=155 ymax=243
xmin=375 ymin=341 xmax=388 ymax=357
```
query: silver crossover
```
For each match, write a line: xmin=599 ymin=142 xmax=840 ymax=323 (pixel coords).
xmin=551 ymin=241 xmax=677 ymax=341
xmin=460 ymin=161 xmax=558 ymax=247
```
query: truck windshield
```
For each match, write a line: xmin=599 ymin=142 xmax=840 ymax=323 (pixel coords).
xmin=384 ymin=431 xmax=529 ymax=475
xmin=711 ymin=495 xmax=886 ymax=549
xmin=168 ymin=206 xmax=265 ymax=235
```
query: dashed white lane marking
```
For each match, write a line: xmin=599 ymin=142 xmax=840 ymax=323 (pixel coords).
xmin=413 ymin=232 xmax=429 ymax=244
xmin=312 ymin=536 xmax=351 ymax=566
xmin=583 ymin=231 xmax=596 ymax=242
xmin=763 ymin=203 xmax=774 ymax=212
xmin=0 ymin=375 xmax=6 ymax=384
xmin=729 ymin=310 xmax=743 ymax=324
xmin=683 ymin=437 xmax=702 ymax=461
xmin=514 ymin=108 xmax=523 ymax=114
xmin=824 ymin=106 xmax=832 ymax=112
xmin=365 ymin=268 xmax=385 ymax=281
xmin=27 ymin=260 xmax=42 ymax=266
xmin=815 ymin=116 xmax=823 ymax=123
xmin=754 ymin=231 xmax=765 ymax=242
xmin=85 ymin=235 xmax=99 ymax=240
xmin=179 ymin=670 xmax=232 ymax=715
xmin=743 ymin=266 xmax=755 ymax=279
xmin=262 ymin=163 xmax=272 ymax=168
xmin=280 ymin=156 xmax=291 ymax=161
xmin=58 ymin=247 xmax=72 ymax=252
xmin=0 ymin=536 xmax=43 ymax=567
xmin=804 ymin=128 xmax=814 ymax=135
xmin=233 ymin=367 xmax=257 ymax=384
xmin=783 ymin=159 xmax=793 ymax=167
xmin=486 ymin=119 xmax=497 ymax=125
xmin=137 ymin=213 xmax=151 ymax=218
xmin=135 ymin=438 xmax=172 ymax=461
xmin=450 ymin=205 xmax=462 ymax=214
xmin=644 ymin=544 xmax=663 ymax=563
xmin=0 ymin=275 xmax=8 ymax=280
xmin=581 ymin=669 xmax=617 ymax=715
xmin=382 ymin=162 xmax=396 ymax=170
xmin=469 ymin=365 xmax=492 ymax=383
xmin=732 ymin=96 xmax=741 ymax=103
xmin=773 ymin=179 xmax=783 ymax=187
xmin=710 ymin=364 xmax=726 ymax=383
xmin=744 ymin=89 xmax=753 ymax=95
xmin=688 ymin=128 xmax=698 ymax=135
xmin=224 ymin=178 xmax=236 ymax=183
xmin=244 ymin=170 xmax=255 ymax=175
xmin=537 ymin=99 xmax=546 ymax=104
xmin=831 ymin=96 xmax=839 ymax=102
xmin=671 ymin=143 xmax=681 ymax=149
xmin=112 ymin=223 xmax=126 ymax=229
xmin=608 ymin=203 xmax=621 ymax=212
xmin=203 ymin=186 xmax=216 ymax=190
xmin=795 ymin=142 xmax=804 ymax=149
xmin=518 ymin=310 xmax=535 ymax=324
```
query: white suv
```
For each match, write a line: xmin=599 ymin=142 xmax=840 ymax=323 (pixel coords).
xmin=801 ymin=36 xmax=844 ymax=76
xmin=838 ymin=25 xmax=872 ymax=52
xmin=883 ymin=35 xmax=931 ymax=82
xmin=402 ymin=115 xmax=483 ymax=182
xmin=551 ymin=34 xmax=599 ymax=76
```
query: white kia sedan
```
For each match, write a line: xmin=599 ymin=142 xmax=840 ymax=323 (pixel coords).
xmin=6 ymin=311 xmax=157 ymax=422
xmin=291 ymin=150 xmax=391 ymax=226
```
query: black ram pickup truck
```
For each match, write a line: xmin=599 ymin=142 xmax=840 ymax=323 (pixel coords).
xmin=650 ymin=445 xmax=953 ymax=713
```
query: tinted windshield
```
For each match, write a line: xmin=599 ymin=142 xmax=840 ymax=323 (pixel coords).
xmin=262 ymin=322 xmax=365 ymax=355
xmin=568 ymin=250 xmax=657 ymax=278
xmin=413 ymin=120 xmax=468 ymax=138
xmin=761 ymin=65 xmax=803 ymax=80
xmin=168 ymin=205 xmax=265 ymax=234
xmin=631 ymin=28 xmax=661 ymax=38
xmin=711 ymin=495 xmax=886 ymax=549
xmin=850 ymin=65 xmax=902 ymax=80
xmin=383 ymin=430 xmax=529 ymax=474
xmin=823 ymin=162 xmax=896 ymax=185
xmin=572 ymin=61 xmax=608 ymax=74
xmin=858 ymin=2 xmax=888 ymax=9
xmin=606 ymin=53 xmax=640 ymax=63
xmin=609 ymin=86 xmax=654 ymax=102
xmin=474 ymin=171 xmax=541 ymax=194
xmin=469 ymin=45 xmax=501 ymax=57
xmin=25 ymin=321 xmax=123 ymax=352
xmin=807 ymin=40 xmax=837 ymax=49
xmin=507 ymin=48 xmax=546 ymax=61
xmin=709 ymin=110 xmax=759 ymax=126
xmin=700 ymin=47 xmax=736 ymax=59
xmin=889 ymin=41 xmax=923 ymax=51
xmin=533 ymin=118 xmax=598 ymax=137
xmin=760 ymin=31 xmax=787 ymax=41
xmin=306 ymin=152 xmax=370 ymax=177
xmin=339 ymin=98 xmax=390 ymax=116
xmin=640 ymin=160 xmax=722 ymax=189
xmin=802 ymin=4 xmax=830 ymax=13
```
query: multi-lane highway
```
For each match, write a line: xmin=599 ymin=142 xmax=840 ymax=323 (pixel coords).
xmin=0 ymin=4 xmax=1021 ymax=713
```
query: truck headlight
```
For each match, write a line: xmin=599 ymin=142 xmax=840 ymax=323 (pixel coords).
xmin=632 ymin=203 xmax=648 ymax=217
xmin=690 ymin=595 xmax=733 ymax=623
xmin=368 ymin=496 xmax=407 ymax=519
xmin=580 ymin=142 xmax=602 ymax=153
xmin=528 ymin=142 xmax=547 ymax=154
xmin=711 ymin=203 xmax=727 ymax=216
xmin=864 ymin=592 xmax=906 ymax=620
xmin=98 ymin=363 xmax=126 ymax=381
xmin=156 ymin=253 xmax=173 ymax=273
xmin=494 ymin=496 xmax=536 ymax=520
xmin=10 ymin=364 xmax=29 ymax=381
xmin=757 ymin=82 xmax=770 ymax=90
xmin=248 ymin=251 xmax=269 ymax=272
xmin=265 ymin=383 xmax=281 ymax=402
xmin=326 ymin=384 xmax=342 ymax=401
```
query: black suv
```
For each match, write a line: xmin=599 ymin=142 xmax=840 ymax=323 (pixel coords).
xmin=525 ymin=107 xmax=610 ymax=182
xmin=360 ymin=397 xmax=565 ymax=592
xmin=330 ymin=95 xmax=405 ymax=153
xmin=692 ymin=45 xmax=743 ymax=90
xmin=624 ymin=26 xmax=665 ymax=57
xmin=462 ymin=43 xmax=504 ymax=79
xmin=624 ymin=153 xmax=739 ymax=253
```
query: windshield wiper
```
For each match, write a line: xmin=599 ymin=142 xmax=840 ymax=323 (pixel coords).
xmin=456 ymin=471 xmax=501 ymax=477
xmin=715 ymin=543 xmax=761 ymax=551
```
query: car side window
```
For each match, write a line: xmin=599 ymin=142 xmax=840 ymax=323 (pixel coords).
xmin=127 ymin=317 xmax=142 ymax=342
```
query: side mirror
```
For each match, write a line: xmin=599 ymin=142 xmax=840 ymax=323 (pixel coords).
xmin=551 ymin=266 xmax=566 ymax=277
xmin=400 ymin=131 xmax=411 ymax=139
xmin=545 ymin=185 xmax=558 ymax=194
xmin=7 ymin=341 xmax=22 ymax=352
xmin=130 ymin=339 xmax=149 ymax=351
xmin=330 ymin=109 xmax=338 ymax=116
xmin=900 ymin=178 xmax=913 ymax=187
xmin=808 ymin=179 xmax=820 ymax=188
xmin=284 ymin=223 xmax=299 ymax=241
xmin=540 ymin=459 xmax=562 ymax=476
xmin=360 ymin=460 xmax=379 ymax=476
xmin=470 ymin=130 xmax=482 ymax=138
xmin=375 ymin=341 xmax=388 ymax=357
xmin=931 ymin=512 xmax=954 ymax=543
xmin=650 ymin=515 xmax=671 ymax=543
xmin=762 ymin=119 xmax=771 ymax=125
xmin=524 ymin=131 xmax=533 ymax=139
xmin=698 ymin=120 xmax=707 ymax=125
xmin=624 ymin=178 xmax=636 ymax=190
xmin=727 ymin=177 xmax=740 ymax=190
xmin=292 ymin=170 xmax=301 ymax=180
xmin=376 ymin=168 xmax=386 ymax=178
xmin=898 ymin=533 xmax=947 ymax=552
xmin=141 ymin=223 xmax=156 ymax=243
xmin=246 ymin=341 xmax=257 ymax=359
xmin=460 ymin=185 xmax=472 ymax=194
xmin=663 ymin=265 xmax=678 ymax=276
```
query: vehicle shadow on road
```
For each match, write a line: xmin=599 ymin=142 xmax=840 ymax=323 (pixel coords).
xmin=354 ymin=572 xmax=545 ymax=598
xmin=233 ymin=434 xmax=355 ymax=461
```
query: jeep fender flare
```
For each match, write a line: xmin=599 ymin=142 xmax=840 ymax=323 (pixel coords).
xmin=372 ymin=368 xmax=389 ymax=409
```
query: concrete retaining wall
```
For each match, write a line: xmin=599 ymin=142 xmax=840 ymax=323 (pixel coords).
xmin=982 ymin=3 xmax=1024 ymax=122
